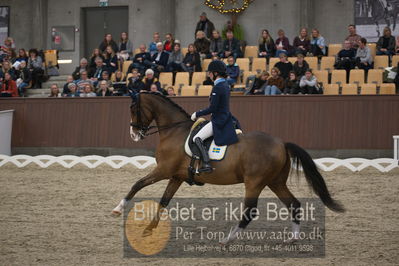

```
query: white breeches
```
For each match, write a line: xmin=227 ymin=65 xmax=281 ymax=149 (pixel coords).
xmin=194 ymin=122 xmax=213 ymax=141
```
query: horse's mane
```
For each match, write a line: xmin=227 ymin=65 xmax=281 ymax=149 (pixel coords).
xmin=140 ymin=92 xmax=190 ymax=118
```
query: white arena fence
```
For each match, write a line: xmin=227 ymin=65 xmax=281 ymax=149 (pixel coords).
xmin=0 ymin=155 xmax=398 ymax=173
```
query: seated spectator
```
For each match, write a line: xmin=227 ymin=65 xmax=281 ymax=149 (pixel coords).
xmin=27 ymin=48 xmax=44 ymax=89
xmin=264 ymin=67 xmax=284 ymax=95
xmin=376 ymin=27 xmax=395 ymax=56
xmin=128 ymin=44 xmax=152 ymax=75
xmin=62 ymin=75 xmax=74 ymax=96
xmin=194 ymin=30 xmax=210 ymax=59
xmin=15 ymin=49 xmax=28 ymax=63
xmin=221 ymin=30 xmax=242 ymax=59
xmin=293 ymin=28 xmax=311 ymax=56
xmin=356 ymin=38 xmax=373 ymax=72
xmin=310 ymin=28 xmax=326 ymax=56
xmin=226 ymin=56 xmax=240 ymax=86
xmin=258 ymin=29 xmax=276 ymax=60
xmin=15 ymin=61 xmax=31 ymax=96
xmin=275 ymin=29 xmax=290 ymax=57
xmin=89 ymin=48 xmax=104 ymax=70
xmin=284 ymin=71 xmax=300 ymax=94
xmin=209 ymin=30 xmax=224 ymax=58
xmin=182 ymin=44 xmax=202 ymax=72
xmin=0 ymin=72 xmax=18 ymax=97
xmin=345 ymin=24 xmax=362 ymax=49
xmin=80 ymin=84 xmax=97 ymax=97
xmin=151 ymin=42 xmax=169 ymax=72
xmin=150 ymin=83 xmax=161 ymax=93
xmin=7 ymin=49 xmax=17 ymax=64
xmin=166 ymin=86 xmax=176 ymax=96
xmin=90 ymin=57 xmax=107 ymax=85
xmin=335 ymin=40 xmax=357 ymax=81
xmin=118 ymin=32 xmax=133 ymax=60
xmin=72 ymin=58 xmax=89 ymax=80
xmin=65 ymin=82 xmax=80 ymax=97
xmin=127 ymin=68 xmax=145 ymax=95
xmin=299 ymin=69 xmax=319 ymax=94
xmin=1 ymin=60 xmax=16 ymax=79
xmin=149 ymin=32 xmax=161 ymax=56
xmin=275 ymin=53 xmax=293 ymax=80
xmin=293 ymin=54 xmax=310 ymax=78
xmin=163 ymin=33 xmax=175 ymax=53
xmin=99 ymin=33 xmax=118 ymax=53
xmin=97 ymin=80 xmax=113 ymax=96
xmin=112 ymin=70 xmax=127 ymax=96
xmin=142 ymin=69 xmax=161 ymax=91
xmin=104 ymin=45 xmax=118 ymax=73
xmin=49 ymin=84 xmax=60 ymax=97
xmin=97 ymin=70 xmax=113 ymax=90
xmin=195 ymin=12 xmax=215 ymax=39
xmin=166 ymin=43 xmax=184 ymax=72
xmin=76 ymin=71 xmax=93 ymax=90
xmin=247 ymin=71 xmax=269 ymax=95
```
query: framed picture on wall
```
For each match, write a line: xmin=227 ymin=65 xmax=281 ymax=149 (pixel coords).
xmin=0 ymin=6 xmax=10 ymax=45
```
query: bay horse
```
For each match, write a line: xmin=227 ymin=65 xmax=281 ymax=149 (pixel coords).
xmin=112 ymin=92 xmax=344 ymax=244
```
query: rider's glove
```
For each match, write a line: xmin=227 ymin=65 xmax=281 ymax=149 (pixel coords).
xmin=191 ymin=112 xmax=197 ymax=121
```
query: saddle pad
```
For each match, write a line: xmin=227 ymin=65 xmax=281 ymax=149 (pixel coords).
xmin=184 ymin=135 xmax=228 ymax=161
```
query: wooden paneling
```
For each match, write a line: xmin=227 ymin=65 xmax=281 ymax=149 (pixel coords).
xmin=1 ymin=95 xmax=399 ymax=150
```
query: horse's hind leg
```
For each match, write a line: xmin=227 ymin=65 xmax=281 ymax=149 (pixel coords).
xmin=142 ymin=177 xmax=183 ymax=237
xmin=269 ymin=183 xmax=301 ymax=241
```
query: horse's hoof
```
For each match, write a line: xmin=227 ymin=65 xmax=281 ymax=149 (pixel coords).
xmin=111 ymin=210 xmax=122 ymax=217
xmin=142 ymin=229 xmax=153 ymax=237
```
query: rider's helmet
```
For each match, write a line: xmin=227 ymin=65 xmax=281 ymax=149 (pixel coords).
xmin=207 ymin=60 xmax=227 ymax=75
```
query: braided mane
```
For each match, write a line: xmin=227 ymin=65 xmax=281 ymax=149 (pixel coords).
xmin=139 ymin=92 xmax=191 ymax=118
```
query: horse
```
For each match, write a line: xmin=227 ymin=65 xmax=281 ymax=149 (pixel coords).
xmin=112 ymin=92 xmax=344 ymax=244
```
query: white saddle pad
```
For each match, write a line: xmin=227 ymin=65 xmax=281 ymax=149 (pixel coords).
xmin=184 ymin=136 xmax=227 ymax=161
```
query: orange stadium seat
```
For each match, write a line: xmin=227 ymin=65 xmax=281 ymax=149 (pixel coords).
xmin=191 ymin=72 xmax=206 ymax=86
xmin=328 ymin=44 xmax=342 ymax=57
xmin=174 ymin=72 xmax=190 ymax=86
xmin=367 ymin=43 xmax=377 ymax=58
xmin=122 ymin=60 xmax=132 ymax=74
xmin=288 ymin=57 xmax=297 ymax=65
xmin=181 ymin=47 xmax=188 ymax=55
xmin=320 ymin=57 xmax=336 ymax=71
xmin=236 ymin=58 xmax=250 ymax=72
xmin=313 ymin=70 xmax=329 ymax=85
xmin=202 ymin=59 xmax=212 ymax=71
xmin=197 ymin=85 xmax=212 ymax=96
xmin=180 ymin=85 xmax=196 ymax=96
xmin=349 ymin=69 xmax=365 ymax=85
xmin=269 ymin=57 xmax=279 ymax=70
xmin=374 ymin=55 xmax=389 ymax=69
xmin=305 ymin=57 xmax=318 ymax=71
xmin=360 ymin=83 xmax=377 ymax=95
xmin=323 ymin=84 xmax=339 ymax=95
xmin=367 ymin=69 xmax=383 ymax=84
xmin=244 ymin=46 xmax=258 ymax=58
xmin=159 ymin=72 xmax=173 ymax=87
xmin=341 ymin=84 xmax=358 ymax=95
xmin=133 ymin=48 xmax=141 ymax=55
xmin=252 ymin=58 xmax=267 ymax=72
xmin=379 ymin=83 xmax=396 ymax=94
xmin=331 ymin=70 xmax=347 ymax=85
xmin=391 ymin=55 xmax=399 ymax=67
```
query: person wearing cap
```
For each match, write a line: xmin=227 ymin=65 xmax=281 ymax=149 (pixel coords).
xmin=190 ymin=60 xmax=239 ymax=173
xmin=195 ymin=12 xmax=215 ymax=39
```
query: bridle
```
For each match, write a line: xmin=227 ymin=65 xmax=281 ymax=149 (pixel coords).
xmin=130 ymin=93 xmax=191 ymax=138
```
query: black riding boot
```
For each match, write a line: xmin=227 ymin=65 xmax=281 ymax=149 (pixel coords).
xmin=194 ymin=138 xmax=213 ymax=173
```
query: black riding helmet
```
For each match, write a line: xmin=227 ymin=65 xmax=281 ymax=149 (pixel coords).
xmin=207 ymin=60 xmax=227 ymax=75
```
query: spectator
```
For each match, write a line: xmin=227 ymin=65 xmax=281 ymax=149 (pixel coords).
xmin=163 ymin=33 xmax=175 ymax=53
xmin=275 ymin=29 xmax=290 ymax=57
xmin=104 ymin=45 xmax=118 ymax=73
xmin=345 ymin=24 xmax=362 ymax=49
xmin=376 ymin=27 xmax=395 ymax=56
xmin=246 ymin=71 xmax=269 ymax=95
xmin=72 ymin=58 xmax=89 ymax=80
xmin=99 ymin=33 xmax=118 ymax=53
xmin=7 ymin=49 xmax=17 ymax=64
xmin=49 ymin=84 xmax=60 ymax=98
xmin=97 ymin=70 xmax=113 ymax=91
xmin=90 ymin=57 xmax=107 ymax=84
xmin=194 ymin=30 xmax=210 ymax=59
xmin=293 ymin=54 xmax=310 ymax=78
xmin=149 ymin=32 xmax=161 ymax=56
xmin=166 ymin=86 xmax=176 ymax=96
xmin=335 ymin=40 xmax=357 ymax=81
xmin=258 ymin=29 xmax=276 ymax=60
xmin=356 ymin=38 xmax=373 ymax=72
xmin=151 ymin=42 xmax=169 ymax=72
xmin=27 ymin=49 xmax=44 ymax=89
xmin=76 ymin=71 xmax=93 ymax=90
xmin=209 ymin=30 xmax=224 ymax=58
xmin=142 ymin=69 xmax=161 ymax=91
xmin=89 ymin=48 xmax=104 ymax=70
xmin=221 ymin=30 xmax=242 ymax=59
xmin=62 ymin=75 xmax=74 ymax=96
xmin=310 ymin=28 xmax=326 ymax=56
xmin=299 ymin=69 xmax=319 ymax=94
xmin=128 ymin=44 xmax=152 ymax=75
xmin=264 ymin=67 xmax=284 ymax=95
xmin=1 ymin=61 xmax=15 ymax=79
xmin=275 ymin=53 xmax=293 ymax=80
xmin=166 ymin=43 xmax=184 ymax=72
xmin=127 ymin=68 xmax=145 ymax=95
xmin=195 ymin=12 xmax=215 ymax=39
xmin=97 ymin=80 xmax=113 ymax=96
xmin=118 ymin=32 xmax=133 ymax=60
xmin=0 ymin=72 xmax=18 ymax=97
xmin=15 ymin=49 xmax=28 ymax=63
xmin=150 ymin=83 xmax=161 ymax=93
xmin=65 ymin=82 xmax=80 ymax=97
xmin=182 ymin=44 xmax=202 ymax=72
xmin=284 ymin=71 xmax=300 ymax=94
xmin=222 ymin=19 xmax=244 ymax=41
xmin=293 ymin=28 xmax=311 ymax=55
xmin=15 ymin=61 xmax=31 ymax=96
xmin=226 ymin=56 xmax=240 ymax=86
xmin=112 ymin=70 xmax=127 ymax=96
xmin=80 ymin=84 xmax=97 ymax=97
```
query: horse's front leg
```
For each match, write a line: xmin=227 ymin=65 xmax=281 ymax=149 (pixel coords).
xmin=142 ymin=177 xmax=183 ymax=237
xmin=111 ymin=168 xmax=166 ymax=216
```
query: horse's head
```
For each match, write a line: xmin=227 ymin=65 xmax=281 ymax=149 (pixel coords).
xmin=129 ymin=93 xmax=155 ymax=142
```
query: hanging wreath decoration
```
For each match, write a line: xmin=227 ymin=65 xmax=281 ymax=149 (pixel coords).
xmin=204 ymin=0 xmax=254 ymax=14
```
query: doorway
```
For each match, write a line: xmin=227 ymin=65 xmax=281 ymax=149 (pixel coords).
xmin=82 ymin=6 xmax=128 ymax=58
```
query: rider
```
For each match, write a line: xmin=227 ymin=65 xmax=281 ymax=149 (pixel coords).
xmin=191 ymin=60 xmax=239 ymax=173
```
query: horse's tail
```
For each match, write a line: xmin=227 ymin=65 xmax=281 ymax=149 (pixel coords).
xmin=285 ymin=142 xmax=345 ymax=213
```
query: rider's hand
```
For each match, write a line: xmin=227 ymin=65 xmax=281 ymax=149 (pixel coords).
xmin=191 ymin=112 xmax=197 ymax=121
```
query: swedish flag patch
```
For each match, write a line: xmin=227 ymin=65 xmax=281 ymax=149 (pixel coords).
xmin=212 ymin=147 xmax=221 ymax=153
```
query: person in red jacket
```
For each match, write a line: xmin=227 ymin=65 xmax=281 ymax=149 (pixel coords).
xmin=1 ymin=72 xmax=19 ymax=97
